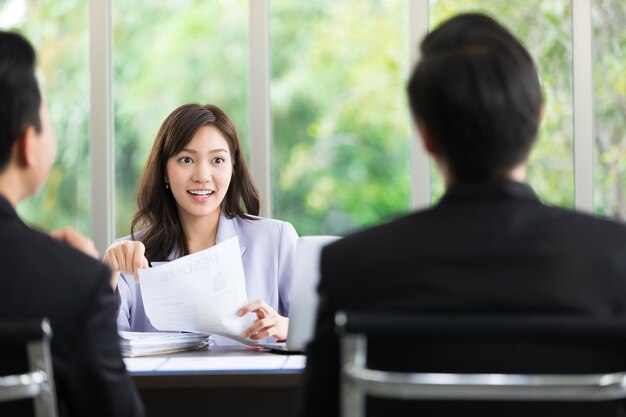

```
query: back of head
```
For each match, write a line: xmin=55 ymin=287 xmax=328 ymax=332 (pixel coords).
xmin=407 ymin=13 xmax=543 ymax=181
xmin=0 ymin=31 xmax=42 ymax=172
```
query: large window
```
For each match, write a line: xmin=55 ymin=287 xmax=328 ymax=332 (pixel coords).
xmin=113 ymin=0 xmax=248 ymax=236
xmin=1 ymin=0 xmax=91 ymax=233
xmin=429 ymin=0 xmax=574 ymax=206
xmin=2 ymin=2 xmax=623 ymax=247
xmin=593 ymin=0 xmax=626 ymax=219
xmin=271 ymin=0 xmax=411 ymax=235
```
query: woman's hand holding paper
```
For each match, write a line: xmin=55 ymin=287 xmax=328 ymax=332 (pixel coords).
xmin=237 ymin=300 xmax=289 ymax=341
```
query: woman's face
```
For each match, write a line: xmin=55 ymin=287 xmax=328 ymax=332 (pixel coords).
xmin=165 ymin=125 xmax=233 ymax=224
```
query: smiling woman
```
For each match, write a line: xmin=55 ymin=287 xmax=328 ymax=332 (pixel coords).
xmin=103 ymin=103 xmax=299 ymax=345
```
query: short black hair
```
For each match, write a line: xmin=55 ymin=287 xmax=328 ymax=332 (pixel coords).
xmin=0 ymin=31 xmax=42 ymax=172
xmin=407 ymin=13 xmax=544 ymax=181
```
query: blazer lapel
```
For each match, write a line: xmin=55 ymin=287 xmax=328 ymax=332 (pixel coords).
xmin=216 ymin=212 xmax=248 ymax=258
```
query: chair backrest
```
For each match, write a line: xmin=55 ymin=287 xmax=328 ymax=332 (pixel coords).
xmin=0 ymin=318 xmax=58 ymax=417
xmin=336 ymin=311 xmax=626 ymax=417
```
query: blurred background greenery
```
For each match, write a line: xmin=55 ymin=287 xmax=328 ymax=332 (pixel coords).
xmin=594 ymin=1 xmax=626 ymax=218
xmin=1 ymin=0 xmax=624 ymax=239
xmin=2 ymin=0 xmax=91 ymax=233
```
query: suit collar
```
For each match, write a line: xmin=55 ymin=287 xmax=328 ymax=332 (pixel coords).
xmin=438 ymin=179 xmax=540 ymax=206
xmin=215 ymin=212 xmax=248 ymax=257
xmin=0 ymin=194 xmax=18 ymax=219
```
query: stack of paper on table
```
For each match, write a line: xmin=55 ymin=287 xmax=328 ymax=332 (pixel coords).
xmin=119 ymin=331 xmax=211 ymax=357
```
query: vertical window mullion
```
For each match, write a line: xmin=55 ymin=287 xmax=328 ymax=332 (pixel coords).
xmin=409 ymin=0 xmax=431 ymax=209
xmin=249 ymin=0 xmax=272 ymax=217
xmin=89 ymin=0 xmax=114 ymax=252
xmin=572 ymin=0 xmax=594 ymax=213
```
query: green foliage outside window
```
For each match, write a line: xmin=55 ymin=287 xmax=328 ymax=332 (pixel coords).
xmin=1 ymin=0 xmax=91 ymax=234
xmin=2 ymin=0 xmax=625 ymax=239
xmin=271 ymin=0 xmax=411 ymax=235
xmin=430 ymin=0 xmax=574 ymax=207
xmin=594 ymin=0 xmax=626 ymax=220
xmin=113 ymin=0 xmax=248 ymax=236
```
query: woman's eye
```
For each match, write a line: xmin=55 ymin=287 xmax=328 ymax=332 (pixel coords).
xmin=178 ymin=156 xmax=193 ymax=164
xmin=212 ymin=157 xmax=225 ymax=164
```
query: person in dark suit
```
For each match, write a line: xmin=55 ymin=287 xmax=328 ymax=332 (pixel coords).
xmin=298 ymin=13 xmax=626 ymax=417
xmin=0 ymin=31 xmax=144 ymax=416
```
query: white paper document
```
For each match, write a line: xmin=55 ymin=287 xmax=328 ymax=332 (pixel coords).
xmin=138 ymin=237 xmax=252 ymax=338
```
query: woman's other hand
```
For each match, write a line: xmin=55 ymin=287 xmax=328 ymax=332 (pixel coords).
xmin=237 ymin=300 xmax=288 ymax=341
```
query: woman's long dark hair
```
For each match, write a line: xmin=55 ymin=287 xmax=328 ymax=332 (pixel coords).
xmin=130 ymin=104 xmax=260 ymax=261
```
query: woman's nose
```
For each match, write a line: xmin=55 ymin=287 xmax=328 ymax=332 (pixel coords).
xmin=192 ymin=162 xmax=212 ymax=182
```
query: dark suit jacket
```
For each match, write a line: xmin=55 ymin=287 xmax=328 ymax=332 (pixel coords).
xmin=298 ymin=180 xmax=626 ymax=417
xmin=0 ymin=196 xmax=144 ymax=417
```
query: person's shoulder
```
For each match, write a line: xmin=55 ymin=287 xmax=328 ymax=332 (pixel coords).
xmin=114 ymin=234 xmax=133 ymax=243
xmin=113 ymin=230 xmax=144 ymax=243
xmin=540 ymin=203 xmax=624 ymax=229
xmin=233 ymin=214 xmax=297 ymax=236
xmin=235 ymin=214 xmax=291 ymax=226
xmin=28 ymin=227 xmax=109 ymax=283
xmin=532 ymin=206 xmax=626 ymax=254
xmin=326 ymin=210 xmax=423 ymax=253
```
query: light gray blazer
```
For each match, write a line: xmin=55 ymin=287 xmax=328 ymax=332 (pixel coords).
xmin=116 ymin=212 xmax=298 ymax=342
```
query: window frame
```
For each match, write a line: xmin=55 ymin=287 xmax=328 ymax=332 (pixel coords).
xmin=89 ymin=0 xmax=595 ymax=252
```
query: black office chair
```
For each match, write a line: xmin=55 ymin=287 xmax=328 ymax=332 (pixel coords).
xmin=0 ymin=318 xmax=58 ymax=417
xmin=336 ymin=311 xmax=626 ymax=417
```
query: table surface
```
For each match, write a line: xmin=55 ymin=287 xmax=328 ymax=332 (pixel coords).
xmin=126 ymin=345 xmax=306 ymax=389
